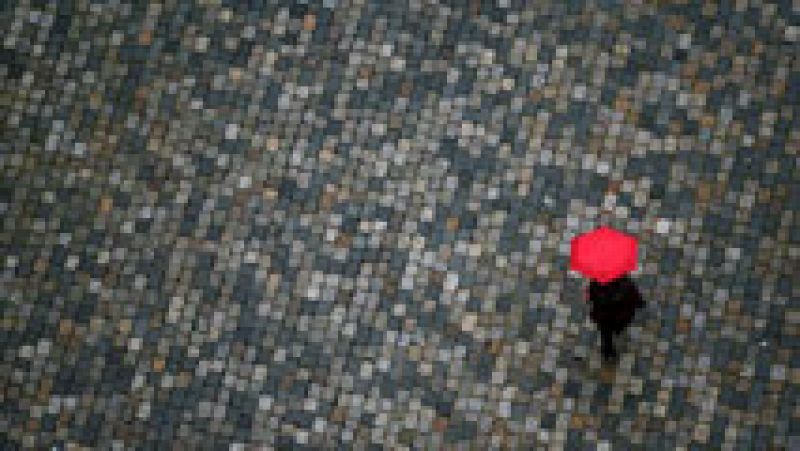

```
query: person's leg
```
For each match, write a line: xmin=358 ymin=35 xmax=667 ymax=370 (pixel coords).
xmin=599 ymin=325 xmax=616 ymax=359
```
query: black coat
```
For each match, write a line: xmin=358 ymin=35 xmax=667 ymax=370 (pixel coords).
xmin=587 ymin=275 xmax=644 ymax=333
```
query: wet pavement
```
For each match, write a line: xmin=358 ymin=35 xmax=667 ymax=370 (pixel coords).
xmin=1 ymin=0 xmax=798 ymax=449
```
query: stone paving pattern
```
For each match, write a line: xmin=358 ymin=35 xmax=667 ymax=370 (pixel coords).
xmin=1 ymin=0 xmax=799 ymax=449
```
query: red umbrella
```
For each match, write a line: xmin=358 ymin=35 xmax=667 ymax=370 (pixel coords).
xmin=570 ymin=226 xmax=638 ymax=284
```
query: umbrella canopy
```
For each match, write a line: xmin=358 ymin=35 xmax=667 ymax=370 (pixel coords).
xmin=570 ymin=226 xmax=638 ymax=283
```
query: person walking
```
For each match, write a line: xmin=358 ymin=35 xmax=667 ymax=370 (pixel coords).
xmin=569 ymin=226 xmax=643 ymax=363
xmin=585 ymin=275 xmax=645 ymax=361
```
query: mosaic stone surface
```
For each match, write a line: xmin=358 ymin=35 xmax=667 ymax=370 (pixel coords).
xmin=1 ymin=0 xmax=798 ymax=449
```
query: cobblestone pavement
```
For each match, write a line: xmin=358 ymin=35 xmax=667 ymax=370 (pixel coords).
xmin=2 ymin=0 xmax=798 ymax=449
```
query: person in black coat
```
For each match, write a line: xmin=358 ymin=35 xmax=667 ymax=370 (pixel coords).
xmin=585 ymin=275 xmax=645 ymax=361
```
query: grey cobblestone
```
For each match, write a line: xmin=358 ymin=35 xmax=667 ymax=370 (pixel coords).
xmin=1 ymin=0 xmax=797 ymax=449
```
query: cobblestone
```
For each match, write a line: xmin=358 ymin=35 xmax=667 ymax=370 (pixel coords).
xmin=1 ymin=0 xmax=798 ymax=449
